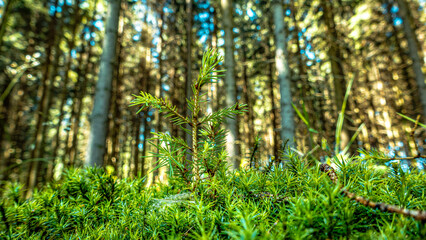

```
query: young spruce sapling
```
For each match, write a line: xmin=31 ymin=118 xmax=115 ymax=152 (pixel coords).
xmin=130 ymin=48 xmax=247 ymax=188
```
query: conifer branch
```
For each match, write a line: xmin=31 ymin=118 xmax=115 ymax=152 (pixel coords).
xmin=130 ymin=92 xmax=190 ymax=127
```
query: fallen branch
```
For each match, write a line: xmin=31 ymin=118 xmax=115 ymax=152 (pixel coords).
xmin=320 ymin=163 xmax=426 ymax=222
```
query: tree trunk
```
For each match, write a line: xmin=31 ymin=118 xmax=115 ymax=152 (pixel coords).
xmin=26 ymin=0 xmax=60 ymax=198
xmin=108 ymin=2 xmax=126 ymax=171
xmin=396 ymin=0 xmax=426 ymax=118
xmin=221 ymin=0 xmax=240 ymax=169
xmin=153 ymin=1 xmax=165 ymax=182
xmin=272 ymin=0 xmax=295 ymax=148
xmin=320 ymin=0 xmax=354 ymax=152
xmin=67 ymin=5 xmax=98 ymax=168
xmin=184 ymin=0 xmax=194 ymax=167
xmin=86 ymin=0 xmax=121 ymax=167
xmin=51 ymin=0 xmax=81 ymax=168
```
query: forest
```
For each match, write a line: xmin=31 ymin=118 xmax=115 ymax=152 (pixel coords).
xmin=0 ymin=0 xmax=425 ymax=239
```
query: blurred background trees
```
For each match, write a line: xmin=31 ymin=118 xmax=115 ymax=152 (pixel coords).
xmin=0 ymin=0 xmax=425 ymax=192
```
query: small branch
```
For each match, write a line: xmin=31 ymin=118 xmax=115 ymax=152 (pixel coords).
xmin=320 ymin=163 xmax=426 ymax=222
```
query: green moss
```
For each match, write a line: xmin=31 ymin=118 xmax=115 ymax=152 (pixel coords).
xmin=1 ymin=159 xmax=425 ymax=239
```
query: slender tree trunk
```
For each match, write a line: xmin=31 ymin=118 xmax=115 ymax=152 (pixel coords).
xmin=86 ymin=0 xmax=121 ymax=167
xmin=51 ymin=1 xmax=81 ymax=167
xmin=290 ymin=1 xmax=313 ymax=149
xmin=221 ymin=0 xmax=240 ymax=169
xmin=153 ymin=2 xmax=166 ymax=182
xmin=396 ymin=0 xmax=426 ymax=118
xmin=67 ymin=8 xmax=98 ymax=168
xmin=108 ymin=3 xmax=126 ymax=170
xmin=320 ymin=0 xmax=354 ymax=152
xmin=26 ymin=0 xmax=60 ymax=197
xmin=132 ymin=114 xmax=141 ymax=178
xmin=267 ymin=62 xmax=280 ymax=159
xmin=272 ymin=0 xmax=295 ymax=147
xmin=184 ymin=0 xmax=194 ymax=167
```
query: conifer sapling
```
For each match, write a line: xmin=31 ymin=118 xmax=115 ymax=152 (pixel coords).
xmin=130 ymin=48 xmax=247 ymax=187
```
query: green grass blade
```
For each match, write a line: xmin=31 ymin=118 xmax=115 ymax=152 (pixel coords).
xmin=397 ymin=113 xmax=426 ymax=128
xmin=292 ymin=103 xmax=310 ymax=127
xmin=335 ymin=76 xmax=354 ymax=155
xmin=342 ymin=123 xmax=365 ymax=156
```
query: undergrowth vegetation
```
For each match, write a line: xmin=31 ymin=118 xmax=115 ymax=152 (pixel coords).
xmin=1 ymin=49 xmax=425 ymax=239
xmin=0 ymin=158 xmax=425 ymax=239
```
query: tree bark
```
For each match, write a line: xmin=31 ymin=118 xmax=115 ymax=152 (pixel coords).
xmin=153 ymin=1 xmax=165 ymax=182
xmin=26 ymin=0 xmax=60 ymax=198
xmin=396 ymin=0 xmax=426 ymax=118
xmin=320 ymin=0 xmax=354 ymax=152
xmin=272 ymin=0 xmax=295 ymax=147
xmin=221 ymin=0 xmax=240 ymax=169
xmin=184 ymin=0 xmax=194 ymax=167
xmin=86 ymin=0 xmax=121 ymax=167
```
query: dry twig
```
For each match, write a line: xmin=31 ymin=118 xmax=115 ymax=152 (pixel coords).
xmin=320 ymin=163 xmax=426 ymax=222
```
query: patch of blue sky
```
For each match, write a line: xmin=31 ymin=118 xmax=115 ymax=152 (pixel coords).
xmin=394 ymin=17 xmax=402 ymax=26
xmin=138 ymin=143 xmax=143 ymax=149
xmin=197 ymin=0 xmax=210 ymax=9
xmin=0 ymin=1 xmax=4 ymax=7
xmin=152 ymin=37 xmax=159 ymax=46
xmin=233 ymin=28 xmax=239 ymax=34
xmin=164 ymin=6 xmax=173 ymax=13
xmin=163 ymin=84 xmax=170 ymax=92
xmin=199 ymin=35 xmax=208 ymax=43
xmin=209 ymin=23 xmax=214 ymax=31
xmin=247 ymin=8 xmax=255 ymax=18
xmin=66 ymin=0 xmax=73 ymax=6
xmin=198 ymin=12 xmax=209 ymax=20
xmin=94 ymin=20 xmax=104 ymax=31
xmin=134 ymin=22 xmax=142 ymax=32
xmin=49 ymin=6 xmax=55 ymax=15
xmin=218 ymin=38 xmax=224 ymax=47
xmin=147 ymin=14 xmax=156 ymax=26
xmin=236 ymin=8 xmax=243 ymax=15
xmin=152 ymin=51 xmax=159 ymax=59
xmin=306 ymin=51 xmax=315 ymax=60
xmin=85 ymin=33 xmax=91 ymax=40
xmin=391 ymin=5 xmax=399 ymax=13
xmin=71 ymin=49 xmax=77 ymax=59
xmin=80 ymin=1 xmax=89 ymax=9
xmin=285 ymin=9 xmax=291 ymax=16
xmin=90 ymin=40 xmax=95 ymax=46
xmin=201 ymin=22 xmax=210 ymax=30
xmin=133 ymin=34 xmax=141 ymax=41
